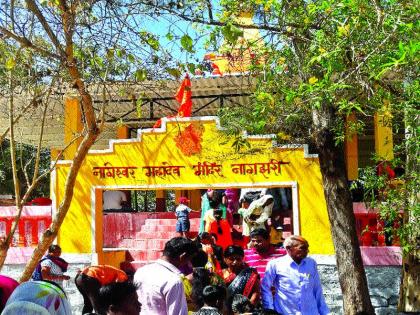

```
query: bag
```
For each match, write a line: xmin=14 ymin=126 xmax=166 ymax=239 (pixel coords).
xmin=31 ymin=257 xmax=48 ymax=280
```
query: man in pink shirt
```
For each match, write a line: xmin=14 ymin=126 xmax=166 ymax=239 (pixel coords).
xmin=134 ymin=237 xmax=199 ymax=315
xmin=244 ymin=228 xmax=286 ymax=279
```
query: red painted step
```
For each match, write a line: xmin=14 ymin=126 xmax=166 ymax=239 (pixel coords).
xmin=119 ymin=215 xmax=202 ymax=271
xmin=135 ymin=231 xmax=198 ymax=239
xmin=141 ymin=224 xmax=199 ymax=232
xmin=144 ymin=218 xmax=201 ymax=226
xmin=120 ymin=238 xmax=168 ymax=249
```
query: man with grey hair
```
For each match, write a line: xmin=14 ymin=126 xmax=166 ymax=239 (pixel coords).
xmin=261 ymin=235 xmax=331 ymax=315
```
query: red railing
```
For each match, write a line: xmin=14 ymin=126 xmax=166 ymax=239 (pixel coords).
xmin=0 ymin=206 xmax=52 ymax=247
xmin=353 ymin=203 xmax=401 ymax=247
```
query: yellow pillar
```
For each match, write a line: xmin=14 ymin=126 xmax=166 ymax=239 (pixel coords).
xmin=345 ymin=113 xmax=358 ymax=180
xmin=50 ymin=148 xmax=61 ymax=161
xmin=117 ymin=126 xmax=130 ymax=139
xmin=374 ymin=105 xmax=394 ymax=160
xmin=64 ymin=97 xmax=83 ymax=160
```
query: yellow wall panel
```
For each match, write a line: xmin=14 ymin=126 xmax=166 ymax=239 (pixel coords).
xmin=55 ymin=117 xmax=333 ymax=256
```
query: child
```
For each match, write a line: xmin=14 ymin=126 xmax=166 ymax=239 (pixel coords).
xmin=175 ymin=196 xmax=193 ymax=237
xmin=231 ymin=294 xmax=254 ymax=315
xmin=209 ymin=209 xmax=233 ymax=250
xmin=193 ymin=285 xmax=226 ymax=315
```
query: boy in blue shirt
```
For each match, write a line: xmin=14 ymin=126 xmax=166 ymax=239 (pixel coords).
xmin=175 ymin=196 xmax=193 ymax=237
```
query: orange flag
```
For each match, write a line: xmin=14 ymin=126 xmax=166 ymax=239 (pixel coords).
xmin=153 ymin=74 xmax=192 ymax=128
xmin=175 ymin=74 xmax=192 ymax=117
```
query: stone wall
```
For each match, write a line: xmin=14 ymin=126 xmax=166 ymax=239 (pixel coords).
xmin=2 ymin=260 xmax=404 ymax=315
xmin=319 ymin=264 xmax=403 ymax=315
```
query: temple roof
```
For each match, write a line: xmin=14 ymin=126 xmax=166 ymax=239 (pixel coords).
xmin=0 ymin=75 xmax=256 ymax=150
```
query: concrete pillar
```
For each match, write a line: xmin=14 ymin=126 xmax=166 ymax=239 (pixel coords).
xmin=64 ymin=97 xmax=83 ymax=160
xmin=117 ymin=126 xmax=130 ymax=139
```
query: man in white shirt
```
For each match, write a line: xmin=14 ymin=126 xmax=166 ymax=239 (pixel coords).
xmin=134 ymin=237 xmax=199 ymax=315
xmin=103 ymin=190 xmax=128 ymax=211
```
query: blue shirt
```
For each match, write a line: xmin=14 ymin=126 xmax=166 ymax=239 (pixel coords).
xmin=261 ymin=255 xmax=331 ymax=315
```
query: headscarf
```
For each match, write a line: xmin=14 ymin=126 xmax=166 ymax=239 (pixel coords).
xmin=0 ymin=275 xmax=19 ymax=311
xmin=241 ymin=194 xmax=274 ymax=222
xmin=2 ymin=280 xmax=72 ymax=315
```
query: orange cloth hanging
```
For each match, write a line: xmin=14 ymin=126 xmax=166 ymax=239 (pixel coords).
xmin=153 ymin=74 xmax=192 ymax=128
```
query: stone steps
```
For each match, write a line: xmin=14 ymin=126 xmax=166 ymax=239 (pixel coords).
xmin=120 ymin=216 xmax=201 ymax=271
xmin=140 ymin=223 xmax=200 ymax=232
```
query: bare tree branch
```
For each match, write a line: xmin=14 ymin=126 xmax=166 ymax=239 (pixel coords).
xmin=0 ymin=26 xmax=61 ymax=59
xmin=25 ymin=0 xmax=66 ymax=58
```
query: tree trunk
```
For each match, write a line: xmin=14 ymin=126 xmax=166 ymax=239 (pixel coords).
xmin=398 ymin=107 xmax=420 ymax=312
xmin=398 ymin=249 xmax=420 ymax=312
xmin=313 ymin=107 xmax=374 ymax=315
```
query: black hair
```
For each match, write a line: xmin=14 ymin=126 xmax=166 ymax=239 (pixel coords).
xmin=97 ymin=281 xmax=138 ymax=314
xmin=191 ymin=267 xmax=212 ymax=310
xmin=48 ymin=244 xmax=61 ymax=253
xmin=224 ymin=245 xmax=244 ymax=258
xmin=202 ymin=285 xmax=226 ymax=307
xmin=191 ymin=250 xmax=209 ymax=268
xmin=209 ymin=198 xmax=220 ymax=209
xmin=250 ymin=228 xmax=270 ymax=240
xmin=163 ymin=237 xmax=199 ymax=259
xmin=231 ymin=294 xmax=253 ymax=313
xmin=214 ymin=208 xmax=223 ymax=216
xmin=213 ymin=208 xmax=223 ymax=233
xmin=197 ymin=232 xmax=212 ymax=241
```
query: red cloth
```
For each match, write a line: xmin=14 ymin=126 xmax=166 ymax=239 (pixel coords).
xmin=211 ymin=63 xmax=223 ymax=76
xmin=377 ymin=161 xmax=395 ymax=179
xmin=153 ymin=74 xmax=192 ymax=128
xmin=28 ymin=197 xmax=52 ymax=206
xmin=209 ymin=219 xmax=233 ymax=250
xmin=175 ymin=75 xmax=192 ymax=117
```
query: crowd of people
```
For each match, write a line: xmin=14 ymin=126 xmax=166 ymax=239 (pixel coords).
xmin=0 ymin=189 xmax=332 ymax=315
xmin=0 ymin=233 xmax=330 ymax=315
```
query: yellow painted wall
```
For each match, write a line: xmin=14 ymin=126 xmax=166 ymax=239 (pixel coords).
xmin=54 ymin=117 xmax=333 ymax=256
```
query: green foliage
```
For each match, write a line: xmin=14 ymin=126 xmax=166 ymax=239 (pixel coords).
xmin=213 ymin=0 xmax=418 ymax=148
xmin=221 ymin=24 xmax=243 ymax=44
xmin=180 ymin=34 xmax=194 ymax=52
xmin=0 ymin=140 xmax=50 ymax=198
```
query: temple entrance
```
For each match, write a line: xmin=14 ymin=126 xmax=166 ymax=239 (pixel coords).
xmin=100 ymin=185 xmax=297 ymax=250
xmin=54 ymin=116 xmax=332 ymax=267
